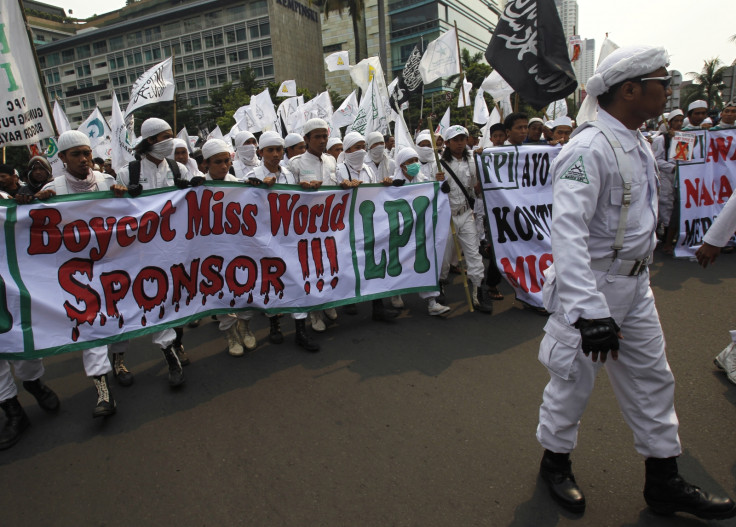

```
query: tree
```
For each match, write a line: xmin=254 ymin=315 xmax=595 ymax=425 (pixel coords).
xmin=315 ymin=0 xmax=368 ymax=62
xmin=686 ymin=58 xmax=727 ymax=109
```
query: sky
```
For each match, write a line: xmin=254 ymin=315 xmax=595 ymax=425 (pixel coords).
xmin=41 ymin=0 xmax=736 ymax=79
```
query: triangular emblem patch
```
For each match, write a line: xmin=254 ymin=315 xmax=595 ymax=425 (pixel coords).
xmin=337 ymin=57 xmax=344 ymax=65
xmin=559 ymin=155 xmax=589 ymax=184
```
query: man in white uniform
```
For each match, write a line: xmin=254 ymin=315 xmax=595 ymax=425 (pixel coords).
xmin=536 ymin=46 xmax=736 ymax=520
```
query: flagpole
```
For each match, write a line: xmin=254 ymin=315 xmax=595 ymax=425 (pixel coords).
xmin=453 ymin=21 xmax=469 ymax=125
xmin=428 ymin=117 xmax=473 ymax=313
xmin=419 ymin=36 xmax=425 ymax=124
xmin=18 ymin=0 xmax=58 ymax=136
xmin=172 ymin=50 xmax=178 ymax=133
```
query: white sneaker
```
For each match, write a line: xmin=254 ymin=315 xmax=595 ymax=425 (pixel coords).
xmin=324 ymin=308 xmax=338 ymax=321
xmin=391 ymin=295 xmax=404 ymax=309
xmin=723 ymin=345 xmax=736 ymax=385
xmin=427 ymin=299 xmax=450 ymax=316
xmin=714 ymin=343 xmax=733 ymax=371
xmin=310 ymin=312 xmax=326 ymax=332
xmin=237 ymin=320 xmax=257 ymax=351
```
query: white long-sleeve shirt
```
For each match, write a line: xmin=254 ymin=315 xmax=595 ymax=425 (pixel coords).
xmin=116 ymin=158 xmax=189 ymax=189
xmin=288 ymin=151 xmax=336 ymax=184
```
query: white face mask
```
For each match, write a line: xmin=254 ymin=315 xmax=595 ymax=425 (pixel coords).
xmin=149 ymin=138 xmax=174 ymax=160
xmin=237 ymin=144 xmax=258 ymax=165
xmin=416 ymin=146 xmax=435 ymax=163
xmin=369 ymin=145 xmax=385 ymax=163
xmin=345 ymin=149 xmax=366 ymax=172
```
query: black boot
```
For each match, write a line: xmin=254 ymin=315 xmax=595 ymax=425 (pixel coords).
xmin=111 ymin=352 xmax=134 ymax=387
xmin=92 ymin=374 xmax=116 ymax=418
xmin=473 ymin=286 xmax=493 ymax=314
xmin=0 ymin=396 xmax=30 ymax=450
xmin=173 ymin=327 xmax=189 ymax=366
xmin=162 ymin=345 xmax=185 ymax=388
xmin=644 ymin=457 xmax=736 ymax=519
xmin=372 ymin=299 xmax=398 ymax=322
xmin=295 ymin=319 xmax=320 ymax=353
xmin=539 ymin=450 xmax=586 ymax=513
xmin=437 ymin=280 xmax=447 ymax=304
xmin=269 ymin=316 xmax=284 ymax=344
xmin=22 ymin=378 xmax=60 ymax=412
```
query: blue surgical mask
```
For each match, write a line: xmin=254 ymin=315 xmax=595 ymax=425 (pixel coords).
xmin=405 ymin=162 xmax=421 ymax=177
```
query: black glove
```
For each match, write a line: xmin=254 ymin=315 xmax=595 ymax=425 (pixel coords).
xmin=392 ymin=179 xmax=406 ymax=187
xmin=575 ymin=317 xmax=621 ymax=356
xmin=189 ymin=176 xmax=206 ymax=187
xmin=174 ymin=178 xmax=191 ymax=189
xmin=440 ymin=180 xmax=451 ymax=194
xmin=127 ymin=184 xmax=143 ymax=197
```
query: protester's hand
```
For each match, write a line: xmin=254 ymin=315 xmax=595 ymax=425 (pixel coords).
xmin=474 ymin=147 xmax=483 ymax=156
xmin=695 ymin=242 xmax=721 ymax=268
xmin=381 ymin=177 xmax=393 ymax=186
xmin=189 ymin=176 xmax=206 ymax=187
xmin=15 ymin=193 xmax=34 ymax=204
xmin=263 ymin=176 xmax=276 ymax=187
xmin=575 ymin=317 xmax=622 ymax=363
xmin=174 ymin=178 xmax=190 ymax=190
xmin=126 ymin=184 xmax=143 ymax=197
xmin=111 ymin=184 xmax=127 ymax=198
xmin=435 ymin=171 xmax=445 ymax=182
xmin=340 ymin=181 xmax=352 ymax=189
xmin=299 ymin=181 xmax=312 ymax=189
xmin=310 ymin=180 xmax=322 ymax=189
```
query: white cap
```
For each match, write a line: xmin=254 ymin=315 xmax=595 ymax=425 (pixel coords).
xmin=202 ymin=138 xmax=232 ymax=160
xmin=703 ymin=117 xmax=713 ymax=125
xmin=172 ymin=138 xmax=188 ymax=150
xmin=366 ymin=131 xmax=384 ymax=148
xmin=284 ymin=132 xmax=304 ymax=148
xmin=140 ymin=117 xmax=171 ymax=139
xmin=577 ymin=45 xmax=669 ymax=124
xmin=57 ymin=130 xmax=91 ymax=152
xmin=415 ymin=132 xmax=431 ymax=145
xmin=667 ymin=109 xmax=684 ymax=121
xmin=551 ymin=116 xmax=573 ymax=129
xmin=725 ymin=99 xmax=736 ymax=109
xmin=326 ymin=137 xmax=343 ymax=150
xmin=444 ymin=125 xmax=468 ymax=141
xmin=258 ymin=131 xmax=284 ymax=149
xmin=342 ymin=131 xmax=365 ymax=151
xmin=528 ymin=117 xmax=544 ymax=126
xmin=303 ymin=118 xmax=328 ymax=136
xmin=688 ymin=100 xmax=707 ymax=112
xmin=234 ymin=130 xmax=256 ymax=147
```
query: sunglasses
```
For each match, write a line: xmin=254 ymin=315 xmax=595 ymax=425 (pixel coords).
xmin=639 ymin=75 xmax=672 ymax=90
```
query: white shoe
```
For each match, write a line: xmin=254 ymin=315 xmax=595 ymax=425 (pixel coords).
xmin=310 ymin=312 xmax=326 ymax=332
xmin=391 ymin=295 xmax=404 ymax=309
xmin=226 ymin=325 xmax=244 ymax=357
xmin=324 ymin=308 xmax=338 ymax=321
xmin=723 ymin=345 xmax=736 ymax=385
xmin=427 ymin=299 xmax=450 ymax=316
xmin=714 ymin=343 xmax=733 ymax=371
xmin=237 ymin=319 xmax=257 ymax=351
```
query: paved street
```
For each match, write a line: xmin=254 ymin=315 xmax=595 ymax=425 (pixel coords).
xmin=2 ymin=252 xmax=736 ymax=526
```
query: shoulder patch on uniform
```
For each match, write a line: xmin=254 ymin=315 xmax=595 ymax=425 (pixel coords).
xmin=559 ymin=156 xmax=589 ymax=184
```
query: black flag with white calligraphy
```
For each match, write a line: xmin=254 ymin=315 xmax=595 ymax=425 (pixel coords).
xmin=485 ymin=0 xmax=577 ymax=110
xmin=390 ymin=46 xmax=424 ymax=112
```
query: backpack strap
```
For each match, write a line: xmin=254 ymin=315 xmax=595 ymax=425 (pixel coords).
xmin=128 ymin=160 xmax=141 ymax=187
xmin=165 ymin=158 xmax=182 ymax=182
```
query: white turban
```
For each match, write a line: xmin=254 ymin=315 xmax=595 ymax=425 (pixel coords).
xmin=667 ymin=109 xmax=684 ymax=121
xmin=577 ymin=45 xmax=669 ymax=124
xmin=326 ymin=137 xmax=342 ymax=150
xmin=393 ymin=147 xmax=419 ymax=178
xmin=342 ymin=131 xmax=365 ymax=152
xmin=140 ymin=118 xmax=171 ymax=139
xmin=688 ymin=100 xmax=707 ymax=112
xmin=234 ymin=130 xmax=256 ymax=147
xmin=415 ymin=132 xmax=431 ymax=146
xmin=444 ymin=125 xmax=468 ymax=141
xmin=172 ymin=138 xmax=188 ymax=151
xmin=259 ymin=131 xmax=284 ymax=149
xmin=303 ymin=118 xmax=328 ymax=136
xmin=284 ymin=133 xmax=304 ymax=148
xmin=202 ymin=138 xmax=232 ymax=160
xmin=366 ymin=131 xmax=384 ymax=148
xmin=57 ymin=130 xmax=91 ymax=152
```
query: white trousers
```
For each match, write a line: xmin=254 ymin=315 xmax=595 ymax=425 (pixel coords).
xmin=440 ymin=210 xmax=484 ymax=287
xmin=657 ymin=169 xmax=676 ymax=226
xmin=217 ymin=311 xmax=254 ymax=331
xmin=536 ymin=271 xmax=682 ymax=459
xmin=0 ymin=359 xmax=45 ymax=402
xmin=83 ymin=346 xmax=112 ymax=377
xmin=108 ymin=329 xmax=177 ymax=354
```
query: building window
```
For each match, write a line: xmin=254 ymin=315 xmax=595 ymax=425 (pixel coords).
xmin=263 ymin=64 xmax=273 ymax=76
xmin=46 ymin=53 xmax=60 ymax=66
xmin=144 ymin=48 xmax=162 ymax=62
xmin=62 ymin=49 xmax=75 ymax=62
xmin=108 ymin=56 xmax=125 ymax=70
xmin=197 ymin=78 xmax=206 ymax=88
xmin=184 ymin=39 xmax=202 ymax=53
xmin=227 ymin=5 xmax=247 ymax=18
xmin=76 ymin=64 xmax=91 ymax=77
xmin=76 ymin=45 xmax=91 ymax=59
xmin=46 ymin=71 xmax=60 ymax=84
xmin=145 ymin=27 xmax=161 ymax=42
xmin=174 ymin=62 xmax=184 ymax=74
xmin=109 ymin=36 xmax=124 ymax=51
xmin=204 ymin=11 xmax=221 ymax=26
xmin=183 ymin=16 xmax=200 ymax=32
xmin=163 ymin=22 xmax=180 ymax=37
xmin=126 ymin=52 xmax=143 ymax=66
xmin=176 ymin=80 xmax=185 ymax=91
xmin=37 ymin=35 xmax=46 ymax=43
xmin=127 ymin=31 xmax=142 ymax=47
xmin=163 ymin=43 xmax=181 ymax=56
xmin=93 ymin=40 xmax=107 ymax=55
xmin=206 ymin=55 xmax=226 ymax=67
xmin=204 ymin=33 xmax=223 ymax=48
xmin=226 ymin=28 xmax=247 ymax=44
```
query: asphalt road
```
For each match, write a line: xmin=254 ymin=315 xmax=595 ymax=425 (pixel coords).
xmin=2 ymin=251 xmax=736 ymax=527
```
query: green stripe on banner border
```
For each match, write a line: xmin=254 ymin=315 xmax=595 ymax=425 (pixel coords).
xmin=3 ymin=202 xmax=35 ymax=353
xmin=348 ymin=186 xmax=361 ymax=298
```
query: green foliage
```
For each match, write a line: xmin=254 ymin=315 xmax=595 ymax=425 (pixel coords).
xmin=686 ymin=58 xmax=727 ymax=109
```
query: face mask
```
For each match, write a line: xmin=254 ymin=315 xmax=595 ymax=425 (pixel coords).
xmin=345 ymin=150 xmax=366 ymax=172
xmin=417 ymin=146 xmax=434 ymax=163
xmin=369 ymin=145 xmax=385 ymax=163
xmin=149 ymin=138 xmax=174 ymax=160
xmin=405 ymin=162 xmax=421 ymax=177
xmin=237 ymin=144 xmax=258 ymax=164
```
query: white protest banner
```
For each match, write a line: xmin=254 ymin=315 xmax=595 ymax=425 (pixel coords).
xmin=124 ymin=57 xmax=175 ymax=117
xmin=0 ymin=1 xmax=55 ymax=146
xmin=0 ymin=183 xmax=449 ymax=358
xmin=481 ymin=70 xmax=515 ymax=101
xmin=418 ymin=28 xmax=460 ymax=84
xmin=288 ymin=91 xmax=333 ymax=135
xmin=250 ymin=88 xmax=279 ymax=132
xmin=277 ymin=80 xmax=297 ymax=97
xmin=207 ymin=126 xmax=223 ymax=140
xmin=325 ymin=51 xmax=350 ymax=72
xmin=350 ymin=78 xmax=387 ymax=136
xmin=277 ymin=97 xmax=300 ymax=133
xmin=436 ymin=107 xmax=451 ymax=138
xmin=42 ymin=137 xmax=64 ymax=176
xmin=457 ymin=76 xmax=472 ymax=108
xmin=473 ymin=89 xmax=490 ymax=125
xmin=478 ymin=144 xmax=562 ymax=307
xmin=78 ymin=107 xmax=112 ymax=159
xmin=177 ymin=127 xmax=193 ymax=152
xmin=332 ymin=90 xmax=359 ymax=129
xmin=110 ymin=91 xmax=136 ymax=172
xmin=53 ymin=100 xmax=72 ymax=134
xmin=675 ymin=129 xmax=736 ymax=258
